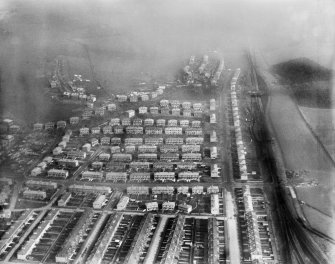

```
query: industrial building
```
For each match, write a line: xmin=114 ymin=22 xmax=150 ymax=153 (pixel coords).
xmin=82 ymin=171 xmax=103 ymax=181
xmin=106 ymin=172 xmax=127 ymax=182
xmin=93 ymin=194 xmax=106 ymax=209
xmin=47 ymin=169 xmax=69 ymax=178
xmin=127 ymin=186 xmax=149 ymax=195
xmin=129 ymin=172 xmax=150 ymax=182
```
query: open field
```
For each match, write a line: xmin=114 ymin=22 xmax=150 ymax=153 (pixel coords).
xmin=299 ymin=106 xmax=335 ymax=161
xmin=257 ymin=58 xmax=335 ymax=237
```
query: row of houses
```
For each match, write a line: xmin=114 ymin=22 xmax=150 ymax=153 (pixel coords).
xmin=126 ymin=185 xmax=220 ymax=195
xmin=110 ymin=118 xmax=202 ymax=128
xmin=109 ymin=152 xmax=202 ymax=162
xmin=159 ymin=100 xmax=203 ymax=110
xmin=80 ymin=171 xmax=202 ymax=182
xmin=230 ymin=68 xmax=248 ymax=181
xmin=139 ymin=106 xmax=203 ymax=117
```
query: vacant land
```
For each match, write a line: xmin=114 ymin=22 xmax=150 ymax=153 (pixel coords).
xmin=272 ymin=58 xmax=334 ymax=108
xmin=299 ymin=106 xmax=335 ymax=161
xmin=257 ymin=55 xmax=335 ymax=239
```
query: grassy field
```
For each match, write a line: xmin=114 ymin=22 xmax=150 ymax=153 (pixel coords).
xmin=299 ymin=106 xmax=335 ymax=161
xmin=259 ymin=65 xmax=335 ymax=238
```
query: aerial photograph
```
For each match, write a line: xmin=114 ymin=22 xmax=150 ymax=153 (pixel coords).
xmin=0 ymin=0 xmax=334 ymax=263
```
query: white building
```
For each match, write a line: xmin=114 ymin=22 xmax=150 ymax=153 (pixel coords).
xmin=178 ymin=171 xmax=200 ymax=182
xmin=138 ymin=145 xmax=157 ymax=153
xmin=191 ymin=120 xmax=201 ymax=127
xmin=150 ymin=107 xmax=159 ymax=114
xmin=117 ymin=95 xmax=127 ymax=102
xmin=181 ymin=144 xmax=200 ymax=153
xmin=181 ymin=153 xmax=202 ymax=161
xmin=80 ymin=127 xmax=89 ymax=136
xmin=180 ymin=120 xmax=189 ymax=127
xmin=122 ymin=118 xmax=131 ymax=126
xmin=185 ymin=137 xmax=203 ymax=145
xmin=93 ymin=194 xmax=106 ymax=209
xmin=69 ymin=116 xmax=80 ymax=125
xmin=207 ymin=185 xmax=220 ymax=194
xmin=144 ymin=118 xmax=154 ymax=126
xmin=146 ymin=202 xmax=158 ymax=211
xmin=210 ymin=130 xmax=217 ymax=143
xmin=82 ymin=171 xmax=103 ymax=181
xmin=99 ymin=153 xmax=110 ymax=161
xmin=117 ymin=196 xmax=129 ymax=210
xmin=154 ymin=172 xmax=175 ymax=182
xmin=126 ymin=110 xmax=135 ymax=118
xmin=152 ymin=186 xmax=174 ymax=195
xmin=210 ymin=146 xmax=218 ymax=159
xmin=145 ymin=127 xmax=163 ymax=135
xmin=112 ymin=153 xmax=132 ymax=162
xmin=139 ymin=106 xmax=148 ymax=114
xmin=47 ymin=169 xmax=69 ymax=179
xmin=132 ymin=118 xmax=143 ymax=126
xmin=110 ymin=118 xmax=121 ymax=126
xmin=211 ymin=194 xmax=220 ymax=215
xmin=31 ymin=167 xmax=42 ymax=177
xmin=165 ymin=137 xmax=183 ymax=145
xmin=162 ymin=201 xmax=175 ymax=211
xmin=192 ymin=186 xmax=204 ymax=194
xmin=127 ymin=186 xmax=149 ymax=195
xmin=178 ymin=204 xmax=192 ymax=213
xmin=129 ymin=173 xmax=150 ymax=182
xmin=177 ymin=186 xmax=189 ymax=194
xmin=185 ymin=128 xmax=202 ymax=136
xmin=125 ymin=145 xmax=136 ymax=153
xmin=165 ymin=127 xmax=182 ymax=135
xmin=210 ymin=113 xmax=216 ymax=124
xmin=126 ymin=126 xmax=144 ymax=134
xmin=167 ymin=119 xmax=178 ymax=127
xmin=106 ymin=172 xmax=127 ymax=182
xmin=125 ymin=138 xmax=143 ymax=145
xmin=145 ymin=137 xmax=163 ymax=145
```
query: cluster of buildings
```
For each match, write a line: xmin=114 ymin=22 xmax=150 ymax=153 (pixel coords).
xmin=0 ymin=119 xmax=20 ymax=149
xmin=126 ymin=185 xmax=220 ymax=195
xmin=116 ymin=84 xmax=167 ymax=103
